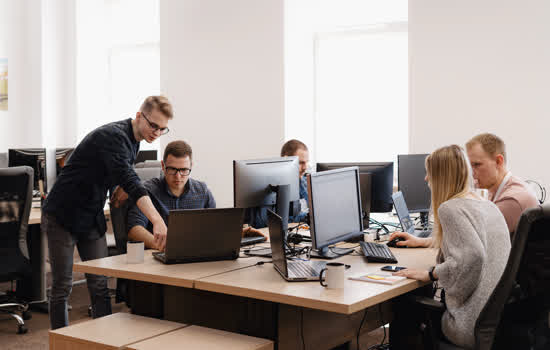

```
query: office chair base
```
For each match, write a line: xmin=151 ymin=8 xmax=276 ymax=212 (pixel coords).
xmin=0 ymin=309 xmax=28 ymax=334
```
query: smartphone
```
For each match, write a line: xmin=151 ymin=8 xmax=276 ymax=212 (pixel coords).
xmin=381 ymin=265 xmax=406 ymax=272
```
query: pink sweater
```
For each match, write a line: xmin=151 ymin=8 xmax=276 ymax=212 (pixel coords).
xmin=492 ymin=175 xmax=538 ymax=234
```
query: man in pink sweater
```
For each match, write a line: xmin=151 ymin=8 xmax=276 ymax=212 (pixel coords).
xmin=466 ymin=133 xmax=538 ymax=236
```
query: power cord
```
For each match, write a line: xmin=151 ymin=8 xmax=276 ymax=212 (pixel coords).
xmin=357 ymin=308 xmax=368 ymax=347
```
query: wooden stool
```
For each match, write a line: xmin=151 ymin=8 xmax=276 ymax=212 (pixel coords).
xmin=126 ymin=325 xmax=274 ymax=350
xmin=49 ymin=313 xmax=185 ymax=350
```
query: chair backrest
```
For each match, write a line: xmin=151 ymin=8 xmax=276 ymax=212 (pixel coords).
xmin=110 ymin=166 xmax=163 ymax=254
xmin=0 ymin=166 xmax=34 ymax=260
xmin=474 ymin=204 xmax=549 ymax=349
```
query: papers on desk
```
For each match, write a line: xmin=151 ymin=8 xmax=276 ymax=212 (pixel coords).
xmin=349 ymin=273 xmax=406 ymax=285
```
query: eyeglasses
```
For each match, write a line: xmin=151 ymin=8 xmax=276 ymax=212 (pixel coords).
xmin=141 ymin=112 xmax=170 ymax=135
xmin=165 ymin=166 xmax=191 ymax=176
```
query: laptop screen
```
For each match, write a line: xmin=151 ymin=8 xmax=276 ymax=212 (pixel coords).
xmin=267 ymin=210 xmax=288 ymax=276
xmin=392 ymin=192 xmax=415 ymax=234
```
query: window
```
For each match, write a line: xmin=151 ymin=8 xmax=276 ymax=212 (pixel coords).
xmin=285 ymin=1 xmax=408 ymax=169
xmin=76 ymin=0 xmax=160 ymax=151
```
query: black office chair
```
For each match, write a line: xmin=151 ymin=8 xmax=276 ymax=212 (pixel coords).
xmin=110 ymin=166 xmax=162 ymax=304
xmin=0 ymin=166 xmax=34 ymax=334
xmin=416 ymin=204 xmax=550 ymax=350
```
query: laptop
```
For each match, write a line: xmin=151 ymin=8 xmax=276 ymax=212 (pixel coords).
xmin=392 ymin=191 xmax=432 ymax=238
xmin=267 ymin=210 xmax=326 ymax=281
xmin=153 ymin=208 xmax=244 ymax=264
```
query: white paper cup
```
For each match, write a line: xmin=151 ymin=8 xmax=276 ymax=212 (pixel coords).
xmin=127 ymin=241 xmax=145 ymax=264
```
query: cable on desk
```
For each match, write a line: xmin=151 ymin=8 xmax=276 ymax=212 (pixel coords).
xmin=357 ymin=308 xmax=368 ymax=348
xmin=328 ymin=245 xmax=359 ymax=257
xmin=300 ymin=308 xmax=306 ymax=350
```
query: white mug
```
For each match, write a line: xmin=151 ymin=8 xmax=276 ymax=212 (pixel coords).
xmin=475 ymin=188 xmax=489 ymax=200
xmin=319 ymin=262 xmax=345 ymax=289
xmin=127 ymin=241 xmax=145 ymax=264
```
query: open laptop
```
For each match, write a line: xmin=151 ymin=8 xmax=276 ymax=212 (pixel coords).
xmin=153 ymin=208 xmax=244 ymax=264
xmin=268 ymin=210 xmax=326 ymax=281
xmin=392 ymin=191 xmax=431 ymax=238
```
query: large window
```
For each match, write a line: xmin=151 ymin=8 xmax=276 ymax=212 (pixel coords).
xmin=76 ymin=0 xmax=160 ymax=151
xmin=285 ymin=1 xmax=408 ymax=169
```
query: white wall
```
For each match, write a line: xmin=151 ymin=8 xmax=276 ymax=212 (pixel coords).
xmin=0 ymin=0 xmax=43 ymax=151
xmin=410 ymin=0 xmax=550 ymax=190
xmin=160 ymin=0 xmax=285 ymax=207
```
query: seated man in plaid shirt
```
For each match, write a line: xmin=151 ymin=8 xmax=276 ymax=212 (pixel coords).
xmin=127 ymin=140 xmax=264 ymax=249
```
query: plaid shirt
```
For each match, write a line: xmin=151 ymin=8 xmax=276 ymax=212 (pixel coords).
xmin=127 ymin=176 xmax=216 ymax=232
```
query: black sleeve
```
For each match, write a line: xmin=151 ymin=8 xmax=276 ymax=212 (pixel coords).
xmin=98 ymin=131 xmax=147 ymax=201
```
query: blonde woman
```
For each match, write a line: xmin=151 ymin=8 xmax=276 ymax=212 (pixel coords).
xmin=390 ymin=145 xmax=510 ymax=348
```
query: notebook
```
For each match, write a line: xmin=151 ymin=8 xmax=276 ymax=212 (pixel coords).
xmin=349 ymin=273 xmax=406 ymax=285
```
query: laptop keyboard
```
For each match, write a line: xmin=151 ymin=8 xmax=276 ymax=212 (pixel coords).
xmin=287 ymin=261 xmax=325 ymax=277
xmin=359 ymin=241 xmax=398 ymax=263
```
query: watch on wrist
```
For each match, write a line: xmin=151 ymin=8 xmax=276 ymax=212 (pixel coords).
xmin=428 ymin=266 xmax=438 ymax=281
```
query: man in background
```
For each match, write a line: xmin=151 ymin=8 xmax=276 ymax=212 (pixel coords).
xmin=466 ymin=133 xmax=538 ymax=235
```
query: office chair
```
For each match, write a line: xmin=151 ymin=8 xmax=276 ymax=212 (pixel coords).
xmin=0 ymin=166 xmax=34 ymax=334
xmin=0 ymin=152 xmax=8 ymax=168
xmin=110 ymin=166 xmax=162 ymax=304
xmin=414 ymin=204 xmax=550 ymax=350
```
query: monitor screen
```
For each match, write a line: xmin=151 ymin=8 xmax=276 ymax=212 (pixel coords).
xmin=233 ymin=157 xmax=300 ymax=232
xmin=398 ymin=154 xmax=430 ymax=213
xmin=135 ymin=150 xmax=158 ymax=164
xmin=316 ymin=162 xmax=393 ymax=213
xmin=8 ymin=148 xmax=47 ymax=195
xmin=308 ymin=167 xmax=363 ymax=253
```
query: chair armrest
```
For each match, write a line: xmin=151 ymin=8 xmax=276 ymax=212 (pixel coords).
xmin=408 ymin=295 xmax=446 ymax=312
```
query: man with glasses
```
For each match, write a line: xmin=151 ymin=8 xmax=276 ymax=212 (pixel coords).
xmin=127 ymin=140 xmax=265 ymax=248
xmin=42 ymin=96 xmax=173 ymax=329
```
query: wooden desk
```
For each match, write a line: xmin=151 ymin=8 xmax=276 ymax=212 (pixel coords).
xmin=74 ymin=247 xmax=436 ymax=350
xmin=73 ymin=250 xmax=269 ymax=289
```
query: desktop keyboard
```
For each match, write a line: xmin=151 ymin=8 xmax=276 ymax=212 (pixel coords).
xmin=359 ymin=241 xmax=398 ymax=263
xmin=287 ymin=261 xmax=325 ymax=277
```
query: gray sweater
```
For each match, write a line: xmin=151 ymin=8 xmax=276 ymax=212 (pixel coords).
xmin=434 ymin=197 xmax=510 ymax=349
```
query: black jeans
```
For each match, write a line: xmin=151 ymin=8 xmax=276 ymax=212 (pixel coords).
xmin=42 ymin=213 xmax=112 ymax=329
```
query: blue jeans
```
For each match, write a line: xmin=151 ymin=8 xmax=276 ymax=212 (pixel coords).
xmin=42 ymin=213 xmax=111 ymax=329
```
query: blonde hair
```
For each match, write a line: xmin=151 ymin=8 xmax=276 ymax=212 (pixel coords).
xmin=465 ymin=133 xmax=506 ymax=163
xmin=139 ymin=96 xmax=174 ymax=119
xmin=426 ymin=145 xmax=474 ymax=249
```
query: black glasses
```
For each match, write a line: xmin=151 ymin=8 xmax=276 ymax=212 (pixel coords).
xmin=142 ymin=113 xmax=170 ymax=135
xmin=165 ymin=166 xmax=191 ymax=176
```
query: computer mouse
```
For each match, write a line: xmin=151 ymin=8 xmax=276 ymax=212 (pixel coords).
xmin=387 ymin=237 xmax=406 ymax=248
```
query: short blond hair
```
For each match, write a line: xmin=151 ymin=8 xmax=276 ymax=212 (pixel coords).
xmin=465 ymin=133 xmax=506 ymax=162
xmin=140 ymin=96 xmax=174 ymax=119
xmin=426 ymin=145 xmax=473 ymax=249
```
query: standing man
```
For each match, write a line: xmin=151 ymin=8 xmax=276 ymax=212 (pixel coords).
xmin=42 ymin=96 xmax=173 ymax=329
xmin=466 ymin=133 xmax=538 ymax=235
xmin=280 ymin=139 xmax=310 ymax=223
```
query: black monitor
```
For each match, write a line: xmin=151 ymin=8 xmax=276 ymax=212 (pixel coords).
xmin=233 ymin=157 xmax=300 ymax=233
xmin=307 ymin=167 xmax=364 ymax=259
xmin=8 ymin=148 xmax=47 ymax=196
xmin=398 ymin=154 xmax=431 ymax=226
xmin=317 ymin=162 xmax=393 ymax=213
xmin=135 ymin=150 xmax=158 ymax=164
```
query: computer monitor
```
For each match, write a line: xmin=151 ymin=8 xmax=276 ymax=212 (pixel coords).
xmin=307 ymin=167 xmax=364 ymax=259
xmin=8 ymin=148 xmax=47 ymax=196
xmin=398 ymin=154 xmax=431 ymax=227
xmin=135 ymin=150 xmax=158 ymax=164
xmin=55 ymin=148 xmax=74 ymax=176
xmin=233 ymin=157 xmax=300 ymax=233
xmin=317 ymin=162 xmax=393 ymax=213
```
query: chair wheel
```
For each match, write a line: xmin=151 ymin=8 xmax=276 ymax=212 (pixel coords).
xmin=17 ymin=325 xmax=28 ymax=334
xmin=22 ymin=311 xmax=32 ymax=320
xmin=88 ymin=305 xmax=92 ymax=317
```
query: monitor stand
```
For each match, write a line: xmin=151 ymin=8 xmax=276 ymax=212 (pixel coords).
xmin=270 ymin=184 xmax=291 ymax=236
xmin=310 ymin=246 xmax=354 ymax=259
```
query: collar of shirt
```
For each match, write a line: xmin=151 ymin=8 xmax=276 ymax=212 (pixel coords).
xmin=492 ymin=171 xmax=512 ymax=202
xmin=162 ymin=176 xmax=191 ymax=199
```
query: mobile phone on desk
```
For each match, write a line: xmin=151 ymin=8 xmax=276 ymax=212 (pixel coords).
xmin=381 ymin=265 xmax=406 ymax=272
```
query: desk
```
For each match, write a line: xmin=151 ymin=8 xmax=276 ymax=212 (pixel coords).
xmin=74 ymin=246 xmax=436 ymax=349
xmin=23 ymin=207 xmax=111 ymax=311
